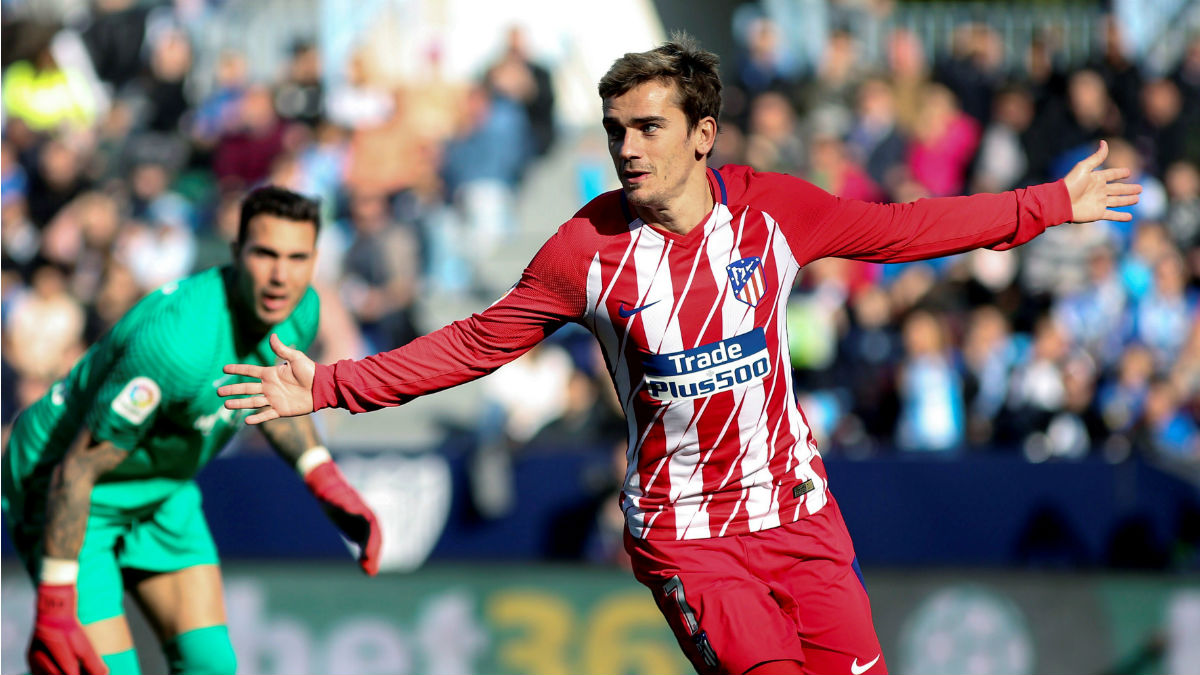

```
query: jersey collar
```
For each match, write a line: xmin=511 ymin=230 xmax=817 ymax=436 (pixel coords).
xmin=617 ymin=166 xmax=728 ymax=241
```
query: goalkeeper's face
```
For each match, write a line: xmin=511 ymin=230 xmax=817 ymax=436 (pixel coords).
xmin=233 ymin=214 xmax=318 ymax=329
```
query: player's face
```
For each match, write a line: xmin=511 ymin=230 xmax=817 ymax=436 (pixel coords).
xmin=603 ymin=80 xmax=713 ymax=213
xmin=233 ymin=214 xmax=317 ymax=329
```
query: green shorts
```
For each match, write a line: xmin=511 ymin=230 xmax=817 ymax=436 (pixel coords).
xmin=5 ymin=481 xmax=220 ymax=625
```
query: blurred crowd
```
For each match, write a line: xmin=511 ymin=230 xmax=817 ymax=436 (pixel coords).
xmin=703 ymin=8 xmax=1200 ymax=470
xmin=1 ymin=0 xmax=1198 ymax=477
xmin=1 ymin=0 xmax=559 ymax=428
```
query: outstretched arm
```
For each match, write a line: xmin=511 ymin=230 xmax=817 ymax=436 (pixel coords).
xmin=222 ymin=230 xmax=586 ymax=417
xmin=257 ymin=415 xmax=382 ymax=576
xmin=778 ymin=141 xmax=1143 ymax=265
xmin=30 ymin=429 xmax=125 ymax=675
xmin=220 ymin=334 xmax=315 ymax=424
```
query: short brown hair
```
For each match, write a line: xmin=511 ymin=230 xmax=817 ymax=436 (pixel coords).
xmin=237 ymin=185 xmax=321 ymax=245
xmin=598 ymin=32 xmax=722 ymax=136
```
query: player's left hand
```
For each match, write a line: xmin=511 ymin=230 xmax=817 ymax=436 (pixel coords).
xmin=1064 ymin=140 xmax=1143 ymax=223
xmin=305 ymin=461 xmax=382 ymax=575
xmin=220 ymin=334 xmax=316 ymax=424
xmin=28 ymin=584 xmax=108 ymax=675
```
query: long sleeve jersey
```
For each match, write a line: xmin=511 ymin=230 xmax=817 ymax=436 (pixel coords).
xmin=313 ymin=164 xmax=1073 ymax=541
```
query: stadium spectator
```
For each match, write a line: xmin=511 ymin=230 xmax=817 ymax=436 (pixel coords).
xmin=884 ymin=26 xmax=932 ymax=135
xmin=971 ymin=84 xmax=1038 ymax=193
xmin=1041 ymin=68 xmax=1124 ymax=177
xmin=80 ymin=0 xmax=151 ymax=92
xmin=131 ymin=24 xmax=192 ymax=135
xmin=338 ymin=189 xmax=423 ymax=352
xmin=25 ymin=136 xmax=91 ymax=230
xmin=273 ymin=40 xmax=325 ymax=130
xmin=38 ymin=191 xmax=121 ymax=313
xmin=846 ymin=76 xmax=908 ymax=197
xmin=2 ymin=37 xmax=99 ymax=134
xmin=933 ymin=22 xmax=1007 ymax=127
xmin=1053 ymin=241 xmax=1128 ymax=366
xmin=2 ymin=261 xmax=86 ymax=396
xmin=489 ymin=26 xmax=558 ymax=159
xmin=895 ymin=309 xmax=965 ymax=452
xmin=1163 ymin=160 xmax=1200 ymax=250
xmin=906 ymin=82 xmax=980 ymax=196
xmin=1133 ymin=78 xmax=1196 ymax=179
xmin=1098 ymin=342 xmax=1157 ymax=442
xmin=807 ymin=132 xmax=886 ymax=202
xmin=743 ymin=90 xmax=806 ymax=175
xmin=1003 ymin=314 xmax=1074 ymax=451
xmin=190 ymin=49 xmax=250 ymax=152
xmin=1087 ymin=15 xmax=1144 ymax=133
xmin=1121 ymin=220 xmax=1176 ymax=303
xmin=1101 ymin=137 xmax=1167 ymax=243
xmin=800 ymin=27 xmax=868 ymax=138
xmin=1134 ymin=251 xmax=1197 ymax=370
xmin=732 ymin=15 xmax=796 ymax=104
xmin=1136 ymin=375 xmax=1200 ymax=461
xmin=439 ymin=75 xmax=533 ymax=293
xmin=1170 ymin=33 xmax=1200 ymax=116
xmin=960 ymin=305 xmax=1018 ymax=446
xmin=326 ymin=50 xmax=395 ymax=131
xmin=212 ymin=84 xmax=287 ymax=190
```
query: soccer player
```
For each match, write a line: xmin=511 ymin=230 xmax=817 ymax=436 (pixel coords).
xmin=219 ymin=37 xmax=1140 ymax=675
xmin=3 ymin=186 xmax=382 ymax=675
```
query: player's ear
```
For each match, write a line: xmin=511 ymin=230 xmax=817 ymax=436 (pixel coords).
xmin=694 ymin=116 xmax=717 ymax=159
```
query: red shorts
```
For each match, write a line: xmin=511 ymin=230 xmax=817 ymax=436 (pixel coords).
xmin=625 ymin=493 xmax=886 ymax=675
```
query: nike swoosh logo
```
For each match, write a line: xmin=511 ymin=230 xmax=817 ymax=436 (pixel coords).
xmin=617 ymin=300 xmax=660 ymax=318
xmin=850 ymin=654 xmax=880 ymax=675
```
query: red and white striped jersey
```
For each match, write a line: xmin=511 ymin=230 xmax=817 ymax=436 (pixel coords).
xmin=312 ymin=164 xmax=1072 ymax=540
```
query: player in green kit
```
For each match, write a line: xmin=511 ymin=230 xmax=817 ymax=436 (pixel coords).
xmin=2 ymin=186 xmax=382 ymax=675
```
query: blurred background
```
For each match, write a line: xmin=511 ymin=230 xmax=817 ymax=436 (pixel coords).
xmin=1 ymin=0 xmax=1199 ymax=673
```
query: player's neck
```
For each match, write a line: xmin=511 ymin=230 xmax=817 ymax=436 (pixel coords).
xmin=636 ymin=170 xmax=715 ymax=237
xmin=223 ymin=266 xmax=272 ymax=345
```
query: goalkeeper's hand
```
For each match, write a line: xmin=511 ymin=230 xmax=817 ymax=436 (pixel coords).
xmin=28 ymin=583 xmax=108 ymax=675
xmin=305 ymin=460 xmax=382 ymax=575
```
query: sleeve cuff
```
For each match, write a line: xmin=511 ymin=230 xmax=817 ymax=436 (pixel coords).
xmin=1043 ymin=179 xmax=1074 ymax=225
xmin=311 ymin=363 xmax=336 ymax=412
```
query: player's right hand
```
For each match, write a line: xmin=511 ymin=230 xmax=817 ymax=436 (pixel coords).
xmin=28 ymin=584 xmax=108 ymax=675
xmin=305 ymin=461 xmax=383 ymax=575
xmin=219 ymin=333 xmax=316 ymax=424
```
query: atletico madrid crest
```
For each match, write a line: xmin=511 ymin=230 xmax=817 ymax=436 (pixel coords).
xmin=726 ymin=256 xmax=768 ymax=307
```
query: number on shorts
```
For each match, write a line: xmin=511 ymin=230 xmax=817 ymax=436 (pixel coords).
xmin=663 ymin=575 xmax=718 ymax=667
xmin=663 ymin=575 xmax=700 ymax=633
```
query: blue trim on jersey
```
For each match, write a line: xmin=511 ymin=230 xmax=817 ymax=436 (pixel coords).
xmin=852 ymin=557 xmax=868 ymax=594
xmin=710 ymin=168 xmax=728 ymax=204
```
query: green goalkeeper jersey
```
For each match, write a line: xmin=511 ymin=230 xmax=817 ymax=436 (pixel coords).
xmin=3 ymin=265 xmax=319 ymax=515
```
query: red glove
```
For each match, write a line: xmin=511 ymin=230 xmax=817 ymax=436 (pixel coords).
xmin=305 ymin=461 xmax=382 ymax=575
xmin=28 ymin=583 xmax=108 ymax=675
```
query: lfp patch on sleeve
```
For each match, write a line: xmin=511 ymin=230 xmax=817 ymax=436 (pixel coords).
xmin=111 ymin=376 xmax=162 ymax=424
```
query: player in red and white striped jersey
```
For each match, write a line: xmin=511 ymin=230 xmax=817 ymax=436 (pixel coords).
xmin=220 ymin=35 xmax=1141 ymax=675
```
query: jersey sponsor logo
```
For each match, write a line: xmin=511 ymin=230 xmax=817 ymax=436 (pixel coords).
xmin=726 ymin=256 xmax=768 ymax=307
xmin=50 ymin=382 xmax=66 ymax=406
xmin=617 ymin=299 xmax=660 ymax=318
xmin=792 ymin=479 xmax=815 ymax=499
xmin=111 ymin=376 xmax=161 ymax=425
xmin=851 ymin=654 xmax=880 ymax=674
xmin=642 ymin=328 xmax=770 ymax=401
